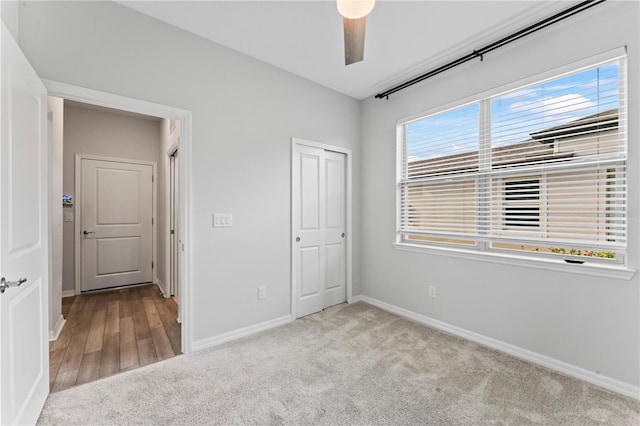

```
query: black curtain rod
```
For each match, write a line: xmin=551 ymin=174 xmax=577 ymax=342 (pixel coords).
xmin=374 ymin=0 xmax=606 ymax=100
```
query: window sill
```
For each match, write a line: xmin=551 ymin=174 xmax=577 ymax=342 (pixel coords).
xmin=393 ymin=242 xmax=635 ymax=280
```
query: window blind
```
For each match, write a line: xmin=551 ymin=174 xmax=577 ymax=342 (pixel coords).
xmin=399 ymin=56 xmax=626 ymax=260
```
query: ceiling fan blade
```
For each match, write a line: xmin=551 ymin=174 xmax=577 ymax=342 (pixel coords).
xmin=343 ymin=16 xmax=366 ymax=65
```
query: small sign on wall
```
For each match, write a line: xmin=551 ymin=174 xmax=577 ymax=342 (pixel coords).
xmin=62 ymin=194 xmax=73 ymax=206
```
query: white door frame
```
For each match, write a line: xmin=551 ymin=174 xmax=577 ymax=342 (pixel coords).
xmin=290 ymin=137 xmax=353 ymax=319
xmin=167 ymin=141 xmax=179 ymax=301
xmin=74 ymin=154 xmax=157 ymax=294
xmin=43 ymin=80 xmax=195 ymax=354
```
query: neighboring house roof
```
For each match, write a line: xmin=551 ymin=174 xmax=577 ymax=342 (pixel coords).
xmin=408 ymin=108 xmax=618 ymax=178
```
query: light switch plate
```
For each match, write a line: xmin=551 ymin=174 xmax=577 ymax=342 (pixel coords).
xmin=65 ymin=212 xmax=73 ymax=222
xmin=213 ymin=213 xmax=232 ymax=228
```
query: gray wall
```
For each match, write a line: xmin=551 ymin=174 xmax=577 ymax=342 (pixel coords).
xmin=360 ymin=1 xmax=639 ymax=388
xmin=1 ymin=0 xmax=20 ymax=42
xmin=20 ymin=1 xmax=361 ymax=343
xmin=62 ymin=102 xmax=162 ymax=292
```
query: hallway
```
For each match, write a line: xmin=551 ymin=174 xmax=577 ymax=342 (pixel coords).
xmin=49 ymin=285 xmax=180 ymax=392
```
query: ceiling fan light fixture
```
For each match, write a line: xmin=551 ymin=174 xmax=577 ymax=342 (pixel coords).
xmin=337 ymin=0 xmax=375 ymax=19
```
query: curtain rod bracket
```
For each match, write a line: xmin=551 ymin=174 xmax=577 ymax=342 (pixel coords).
xmin=473 ymin=50 xmax=484 ymax=61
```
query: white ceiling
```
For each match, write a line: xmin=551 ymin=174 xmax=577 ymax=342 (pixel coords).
xmin=116 ymin=1 xmax=574 ymax=100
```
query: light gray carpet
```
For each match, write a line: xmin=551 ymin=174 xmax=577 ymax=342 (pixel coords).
xmin=38 ymin=302 xmax=640 ymax=425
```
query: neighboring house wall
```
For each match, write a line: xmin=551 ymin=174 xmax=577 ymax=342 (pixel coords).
xmin=361 ymin=0 xmax=639 ymax=391
xmin=490 ymin=168 xmax=614 ymax=246
xmin=556 ymin=128 xmax=618 ymax=156
xmin=499 ymin=115 xmax=621 ymax=246
xmin=493 ymin=126 xmax=620 ymax=245
xmin=19 ymin=1 xmax=361 ymax=344
xmin=62 ymin=102 xmax=162 ymax=293
xmin=406 ymin=179 xmax=476 ymax=240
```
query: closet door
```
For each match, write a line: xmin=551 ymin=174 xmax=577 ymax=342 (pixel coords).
xmin=292 ymin=145 xmax=346 ymax=318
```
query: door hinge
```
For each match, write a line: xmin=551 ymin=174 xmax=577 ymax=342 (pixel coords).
xmin=152 ymin=218 xmax=154 ymax=225
xmin=152 ymin=175 xmax=154 ymax=182
xmin=170 ymin=229 xmax=175 ymax=235
xmin=151 ymin=261 xmax=154 ymax=268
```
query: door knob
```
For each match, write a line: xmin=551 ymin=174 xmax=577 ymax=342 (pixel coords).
xmin=0 ymin=277 xmax=27 ymax=294
xmin=296 ymin=237 xmax=300 ymax=242
xmin=341 ymin=233 xmax=345 ymax=238
xmin=83 ymin=230 xmax=95 ymax=235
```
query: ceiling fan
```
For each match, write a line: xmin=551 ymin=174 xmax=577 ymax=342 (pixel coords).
xmin=337 ymin=0 xmax=375 ymax=65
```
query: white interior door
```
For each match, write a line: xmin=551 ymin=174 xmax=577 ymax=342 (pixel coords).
xmin=293 ymin=144 xmax=346 ymax=318
xmin=80 ymin=158 xmax=153 ymax=292
xmin=0 ymin=23 xmax=50 ymax=425
xmin=321 ymin=150 xmax=347 ymax=308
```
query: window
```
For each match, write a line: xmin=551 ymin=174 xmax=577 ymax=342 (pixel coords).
xmin=398 ymin=56 xmax=627 ymax=264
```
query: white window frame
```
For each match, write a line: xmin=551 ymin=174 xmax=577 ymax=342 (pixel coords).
xmin=394 ymin=48 xmax=634 ymax=280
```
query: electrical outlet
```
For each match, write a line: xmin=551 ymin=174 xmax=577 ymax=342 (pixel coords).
xmin=428 ymin=285 xmax=437 ymax=298
xmin=258 ymin=286 xmax=266 ymax=300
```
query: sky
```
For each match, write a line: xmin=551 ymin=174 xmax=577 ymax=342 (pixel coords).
xmin=406 ymin=61 xmax=620 ymax=163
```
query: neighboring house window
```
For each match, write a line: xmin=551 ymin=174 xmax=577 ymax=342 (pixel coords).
xmin=503 ymin=178 xmax=540 ymax=229
xmin=398 ymin=55 xmax=627 ymax=263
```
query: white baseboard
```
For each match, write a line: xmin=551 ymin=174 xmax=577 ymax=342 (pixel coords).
xmin=155 ymin=280 xmax=168 ymax=297
xmin=61 ymin=290 xmax=75 ymax=298
xmin=49 ymin=315 xmax=66 ymax=341
xmin=191 ymin=315 xmax=293 ymax=353
xmin=350 ymin=295 xmax=363 ymax=303
xmin=359 ymin=295 xmax=640 ymax=401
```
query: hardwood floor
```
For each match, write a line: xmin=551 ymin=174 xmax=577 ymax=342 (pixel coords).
xmin=49 ymin=284 xmax=181 ymax=393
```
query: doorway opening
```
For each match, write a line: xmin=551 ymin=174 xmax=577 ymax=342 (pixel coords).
xmin=45 ymin=83 xmax=192 ymax=391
